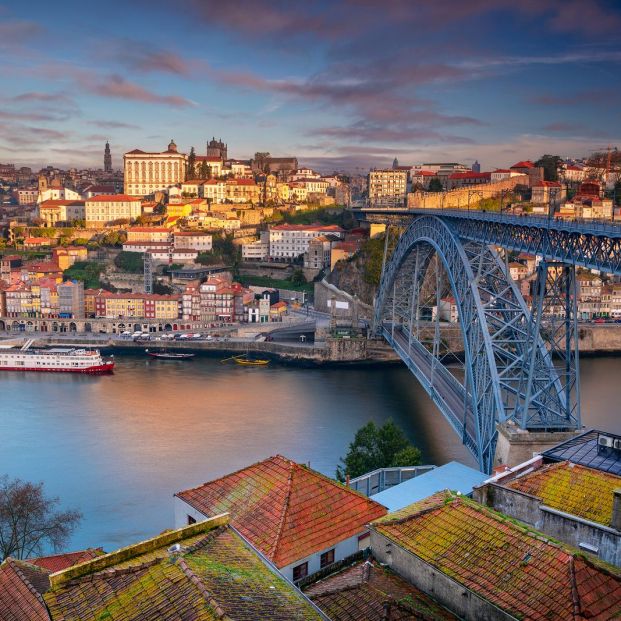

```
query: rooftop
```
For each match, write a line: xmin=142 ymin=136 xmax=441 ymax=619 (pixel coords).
xmin=305 ymin=559 xmax=457 ymax=621
xmin=86 ymin=194 xmax=141 ymax=202
xmin=543 ymin=429 xmax=621 ymax=476
xmin=0 ymin=549 xmax=103 ymax=621
xmin=371 ymin=462 xmax=487 ymax=512
xmin=372 ymin=491 xmax=621 ymax=620
xmin=504 ymin=460 xmax=621 ymax=527
xmin=44 ymin=516 xmax=326 ymax=621
xmin=0 ymin=558 xmax=50 ymax=621
xmin=271 ymin=223 xmax=344 ymax=233
xmin=176 ymin=455 xmax=387 ymax=568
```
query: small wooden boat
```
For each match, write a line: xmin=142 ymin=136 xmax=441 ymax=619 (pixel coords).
xmin=146 ymin=349 xmax=195 ymax=360
xmin=221 ymin=354 xmax=269 ymax=366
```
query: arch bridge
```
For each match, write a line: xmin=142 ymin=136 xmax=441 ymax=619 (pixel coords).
xmin=364 ymin=208 xmax=621 ymax=473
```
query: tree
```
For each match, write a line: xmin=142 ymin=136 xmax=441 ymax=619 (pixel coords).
xmin=535 ymin=154 xmax=563 ymax=182
xmin=199 ymin=161 xmax=211 ymax=179
xmin=186 ymin=146 xmax=196 ymax=180
xmin=336 ymin=420 xmax=422 ymax=482
xmin=290 ymin=268 xmax=306 ymax=286
xmin=114 ymin=251 xmax=144 ymax=273
xmin=428 ymin=177 xmax=443 ymax=192
xmin=615 ymin=180 xmax=621 ymax=206
xmin=0 ymin=475 xmax=81 ymax=561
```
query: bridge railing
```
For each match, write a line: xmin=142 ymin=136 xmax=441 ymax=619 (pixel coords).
xmin=358 ymin=205 xmax=621 ymax=237
xmin=348 ymin=464 xmax=436 ymax=497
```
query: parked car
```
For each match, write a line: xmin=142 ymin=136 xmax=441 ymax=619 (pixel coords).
xmin=594 ymin=318 xmax=606 ymax=324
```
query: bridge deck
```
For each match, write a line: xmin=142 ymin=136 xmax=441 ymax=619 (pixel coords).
xmin=383 ymin=324 xmax=479 ymax=459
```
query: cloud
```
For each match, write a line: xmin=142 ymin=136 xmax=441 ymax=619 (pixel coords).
xmin=88 ymin=120 xmax=140 ymax=129
xmin=0 ymin=123 xmax=68 ymax=146
xmin=0 ymin=19 xmax=43 ymax=47
xmin=531 ymin=89 xmax=619 ymax=105
xmin=108 ymin=45 xmax=195 ymax=75
xmin=77 ymin=73 xmax=195 ymax=107
xmin=10 ymin=92 xmax=73 ymax=104
xmin=0 ymin=109 xmax=67 ymax=122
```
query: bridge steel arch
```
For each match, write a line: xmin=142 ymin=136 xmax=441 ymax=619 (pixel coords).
xmin=374 ymin=215 xmax=573 ymax=472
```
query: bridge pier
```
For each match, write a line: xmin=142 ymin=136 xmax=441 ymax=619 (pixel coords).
xmin=494 ymin=422 xmax=583 ymax=469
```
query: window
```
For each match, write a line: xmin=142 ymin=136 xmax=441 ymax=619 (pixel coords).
xmin=187 ymin=515 xmax=197 ymax=525
xmin=320 ymin=549 xmax=335 ymax=568
xmin=292 ymin=562 xmax=308 ymax=582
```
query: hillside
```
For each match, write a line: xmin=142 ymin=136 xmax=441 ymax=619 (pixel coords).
xmin=327 ymin=235 xmax=384 ymax=305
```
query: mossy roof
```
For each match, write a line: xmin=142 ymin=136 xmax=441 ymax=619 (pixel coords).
xmin=372 ymin=491 xmax=621 ymax=620
xmin=304 ymin=559 xmax=457 ymax=620
xmin=44 ymin=525 xmax=324 ymax=621
xmin=176 ymin=455 xmax=387 ymax=567
xmin=505 ymin=460 xmax=621 ymax=526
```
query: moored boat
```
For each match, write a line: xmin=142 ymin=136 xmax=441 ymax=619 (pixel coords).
xmin=231 ymin=354 xmax=269 ymax=366
xmin=146 ymin=349 xmax=195 ymax=360
xmin=0 ymin=344 xmax=114 ymax=374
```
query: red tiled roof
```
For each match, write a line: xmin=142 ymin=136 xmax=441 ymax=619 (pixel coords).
xmin=195 ymin=155 xmax=223 ymax=162
xmin=86 ymin=194 xmax=141 ymax=202
xmin=271 ymin=223 xmax=344 ymax=233
xmin=511 ymin=160 xmax=535 ymax=169
xmin=176 ymin=455 xmax=387 ymax=568
xmin=39 ymin=199 xmax=85 ymax=208
xmin=0 ymin=558 xmax=50 ymax=621
xmin=126 ymin=227 xmax=170 ymax=233
xmin=448 ymin=171 xmax=491 ymax=180
xmin=305 ymin=559 xmax=457 ymax=620
xmin=29 ymin=548 xmax=103 ymax=573
xmin=373 ymin=491 xmax=621 ymax=620
xmin=533 ymin=180 xmax=562 ymax=187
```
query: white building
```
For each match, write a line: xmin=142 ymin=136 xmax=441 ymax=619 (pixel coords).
xmin=123 ymin=140 xmax=187 ymax=196
xmin=242 ymin=239 xmax=269 ymax=262
xmin=173 ymin=231 xmax=213 ymax=252
xmin=269 ymin=224 xmax=344 ymax=260
xmin=173 ymin=455 xmax=386 ymax=583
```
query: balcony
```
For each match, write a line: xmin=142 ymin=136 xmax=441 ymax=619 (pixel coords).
xmin=348 ymin=464 xmax=436 ymax=497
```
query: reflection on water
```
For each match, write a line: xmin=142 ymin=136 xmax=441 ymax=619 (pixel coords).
xmin=0 ymin=354 xmax=619 ymax=550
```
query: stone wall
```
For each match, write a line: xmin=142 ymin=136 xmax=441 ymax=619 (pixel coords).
xmin=314 ymin=279 xmax=373 ymax=318
xmin=370 ymin=530 xmax=515 ymax=621
xmin=407 ymin=175 xmax=529 ymax=210
xmin=474 ymin=483 xmax=621 ymax=567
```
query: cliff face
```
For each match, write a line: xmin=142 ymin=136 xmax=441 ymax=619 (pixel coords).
xmin=327 ymin=236 xmax=384 ymax=305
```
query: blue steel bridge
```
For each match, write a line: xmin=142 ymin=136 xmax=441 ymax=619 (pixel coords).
xmin=353 ymin=207 xmax=621 ymax=473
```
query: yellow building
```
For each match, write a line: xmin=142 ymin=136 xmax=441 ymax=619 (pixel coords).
xmin=277 ymin=183 xmax=290 ymax=202
xmin=85 ymin=195 xmax=142 ymax=227
xmin=53 ymin=246 xmax=88 ymax=270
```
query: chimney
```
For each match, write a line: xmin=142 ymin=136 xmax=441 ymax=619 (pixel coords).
xmin=612 ymin=489 xmax=621 ymax=531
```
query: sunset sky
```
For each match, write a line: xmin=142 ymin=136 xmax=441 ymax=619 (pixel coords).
xmin=1 ymin=0 xmax=620 ymax=172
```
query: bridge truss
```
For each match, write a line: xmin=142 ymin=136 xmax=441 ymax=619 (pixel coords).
xmin=373 ymin=214 xmax=581 ymax=472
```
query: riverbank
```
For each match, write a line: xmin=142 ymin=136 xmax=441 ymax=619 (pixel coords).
xmin=0 ymin=333 xmax=402 ymax=366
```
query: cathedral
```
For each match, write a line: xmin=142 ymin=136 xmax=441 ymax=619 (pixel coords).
xmin=206 ymin=137 xmax=227 ymax=160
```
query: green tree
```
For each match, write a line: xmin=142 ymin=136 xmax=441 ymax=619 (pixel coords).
xmin=336 ymin=420 xmax=422 ymax=482
xmin=615 ymin=180 xmax=621 ymax=206
xmin=535 ymin=154 xmax=563 ymax=181
xmin=186 ymin=146 xmax=196 ymax=180
xmin=199 ymin=161 xmax=211 ymax=179
xmin=63 ymin=261 xmax=104 ymax=289
xmin=428 ymin=177 xmax=443 ymax=192
xmin=114 ymin=251 xmax=144 ymax=273
xmin=290 ymin=268 xmax=306 ymax=286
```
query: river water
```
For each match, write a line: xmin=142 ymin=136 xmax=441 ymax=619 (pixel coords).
xmin=1 ymin=354 xmax=620 ymax=552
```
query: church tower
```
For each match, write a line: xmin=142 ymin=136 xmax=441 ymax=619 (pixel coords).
xmin=104 ymin=141 xmax=112 ymax=173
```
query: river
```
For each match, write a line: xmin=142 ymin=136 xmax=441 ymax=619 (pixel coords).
xmin=1 ymin=354 xmax=620 ymax=552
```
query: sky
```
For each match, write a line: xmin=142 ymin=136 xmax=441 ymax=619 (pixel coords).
xmin=1 ymin=0 xmax=620 ymax=173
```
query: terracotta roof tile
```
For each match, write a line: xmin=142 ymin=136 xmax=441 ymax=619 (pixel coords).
xmin=29 ymin=548 xmax=104 ymax=573
xmin=505 ymin=460 xmax=621 ymax=526
xmin=0 ymin=558 xmax=51 ymax=621
xmin=176 ymin=455 xmax=387 ymax=567
xmin=44 ymin=522 xmax=324 ymax=620
xmin=305 ymin=559 xmax=457 ymax=620
xmin=373 ymin=491 xmax=621 ymax=620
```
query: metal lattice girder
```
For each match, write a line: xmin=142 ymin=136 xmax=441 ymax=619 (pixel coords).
xmin=374 ymin=215 xmax=574 ymax=473
xmin=520 ymin=262 xmax=580 ymax=429
xmin=359 ymin=207 xmax=621 ymax=276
